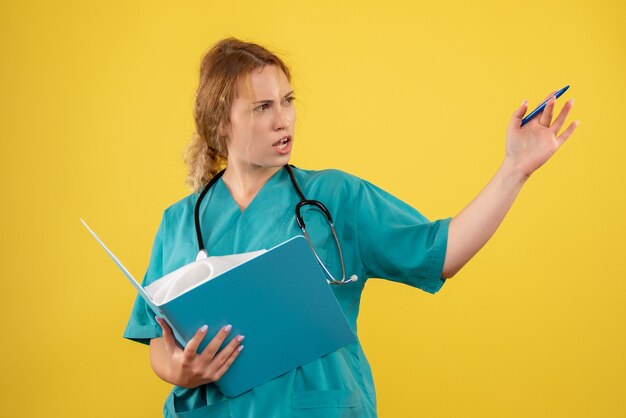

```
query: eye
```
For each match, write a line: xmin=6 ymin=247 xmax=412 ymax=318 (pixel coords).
xmin=284 ymin=96 xmax=295 ymax=105
xmin=254 ymin=103 xmax=270 ymax=112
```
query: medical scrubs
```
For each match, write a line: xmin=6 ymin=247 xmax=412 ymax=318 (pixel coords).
xmin=124 ymin=167 xmax=451 ymax=417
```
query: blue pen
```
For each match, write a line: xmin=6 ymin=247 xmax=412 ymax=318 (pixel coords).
xmin=521 ymin=85 xmax=570 ymax=127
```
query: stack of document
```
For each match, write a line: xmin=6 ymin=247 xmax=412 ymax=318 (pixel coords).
xmin=81 ymin=219 xmax=356 ymax=397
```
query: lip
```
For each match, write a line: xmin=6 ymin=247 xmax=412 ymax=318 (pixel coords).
xmin=272 ymin=135 xmax=292 ymax=146
xmin=272 ymin=135 xmax=292 ymax=155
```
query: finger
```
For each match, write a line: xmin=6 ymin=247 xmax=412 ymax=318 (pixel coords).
xmin=528 ymin=90 xmax=559 ymax=126
xmin=210 ymin=335 xmax=244 ymax=368
xmin=550 ymin=98 xmax=574 ymax=134
xmin=509 ymin=99 xmax=528 ymax=130
xmin=156 ymin=316 xmax=179 ymax=351
xmin=537 ymin=89 xmax=563 ymax=121
xmin=512 ymin=99 xmax=528 ymax=120
xmin=198 ymin=324 xmax=233 ymax=360
xmin=541 ymin=90 xmax=559 ymax=102
xmin=182 ymin=324 xmax=209 ymax=361
xmin=555 ymin=120 xmax=580 ymax=147
xmin=539 ymin=96 xmax=556 ymax=127
xmin=212 ymin=341 xmax=245 ymax=382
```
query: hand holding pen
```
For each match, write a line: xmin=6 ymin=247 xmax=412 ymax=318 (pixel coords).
xmin=505 ymin=85 xmax=580 ymax=178
xmin=521 ymin=85 xmax=570 ymax=127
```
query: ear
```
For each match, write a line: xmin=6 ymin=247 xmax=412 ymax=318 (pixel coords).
xmin=218 ymin=120 xmax=229 ymax=138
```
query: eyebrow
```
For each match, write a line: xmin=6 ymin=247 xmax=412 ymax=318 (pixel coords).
xmin=252 ymin=91 xmax=294 ymax=104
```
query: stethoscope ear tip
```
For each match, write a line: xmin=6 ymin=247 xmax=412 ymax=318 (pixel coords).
xmin=350 ymin=275 xmax=358 ymax=282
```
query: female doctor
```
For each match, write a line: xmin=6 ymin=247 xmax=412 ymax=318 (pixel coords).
xmin=124 ymin=38 xmax=579 ymax=417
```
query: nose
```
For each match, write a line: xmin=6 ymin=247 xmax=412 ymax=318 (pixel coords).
xmin=273 ymin=105 xmax=291 ymax=131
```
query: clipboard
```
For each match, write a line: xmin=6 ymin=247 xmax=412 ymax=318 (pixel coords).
xmin=81 ymin=219 xmax=356 ymax=397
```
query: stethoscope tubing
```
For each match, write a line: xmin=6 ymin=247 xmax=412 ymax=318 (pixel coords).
xmin=194 ymin=169 xmax=226 ymax=259
xmin=193 ymin=165 xmax=356 ymax=285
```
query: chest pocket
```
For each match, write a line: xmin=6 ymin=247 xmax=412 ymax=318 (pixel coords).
xmin=291 ymin=389 xmax=363 ymax=418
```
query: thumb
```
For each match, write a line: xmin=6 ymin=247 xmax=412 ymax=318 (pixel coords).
xmin=509 ymin=99 xmax=528 ymax=128
xmin=513 ymin=99 xmax=528 ymax=120
xmin=156 ymin=316 xmax=179 ymax=350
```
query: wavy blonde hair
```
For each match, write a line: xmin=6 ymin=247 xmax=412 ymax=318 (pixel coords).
xmin=184 ymin=37 xmax=292 ymax=191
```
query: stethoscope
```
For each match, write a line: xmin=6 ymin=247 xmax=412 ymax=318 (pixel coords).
xmin=193 ymin=164 xmax=358 ymax=285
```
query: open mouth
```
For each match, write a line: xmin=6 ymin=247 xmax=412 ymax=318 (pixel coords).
xmin=273 ymin=136 xmax=292 ymax=151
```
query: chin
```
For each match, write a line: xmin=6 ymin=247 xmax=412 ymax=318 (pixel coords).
xmin=271 ymin=154 xmax=291 ymax=166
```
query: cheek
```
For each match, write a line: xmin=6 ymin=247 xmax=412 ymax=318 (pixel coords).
xmin=250 ymin=117 xmax=272 ymax=138
xmin=228 ymin=115 xmax=254 ymax=141
xmin=230 ymin=122 xmax=268 ymax=154
xmin=288 ymin=108 xmax=296 ymax=126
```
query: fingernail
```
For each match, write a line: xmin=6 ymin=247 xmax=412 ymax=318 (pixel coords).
xmin=238 ymin=345 xmax=244 ymax=351
xmin=521 ymin=99 xmax=528 ymax=106
xmin=200 ymin=325 xmax=208 ymax=333
xmin=236 ymin=335 xmax=245 ymax=342
xmin=154 ymin=316 xmax=160 ymax=323
xmin=223 ymin=324 xmax=232 ymax=333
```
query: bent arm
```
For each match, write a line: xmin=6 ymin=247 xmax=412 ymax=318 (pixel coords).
xmin=150 ymin=337 xmax=180 ymax=385
xmin=440 ymin=94 xmax=579 ymax=278
xmin=441 ymin=158 xmax=526 ymax=278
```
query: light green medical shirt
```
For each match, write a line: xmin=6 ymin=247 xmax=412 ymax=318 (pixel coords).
xmin=124 ymin=167 xmax=451 ymax=418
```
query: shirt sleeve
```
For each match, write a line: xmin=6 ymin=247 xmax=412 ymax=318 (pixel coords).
xmin=122 ymin=213 xmax=166 ymax=345
xmin=355 ymin=179 xmax=451 ymax=294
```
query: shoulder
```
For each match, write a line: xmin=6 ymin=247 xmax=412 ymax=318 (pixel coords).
xmin=291 ymin=166 xmax=364 ymax=195
xmin=159 ymin=192 xmax=197 ymax=228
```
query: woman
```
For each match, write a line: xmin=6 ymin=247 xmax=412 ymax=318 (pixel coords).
xmin=124 ymin=38 xmax=578 ymax=417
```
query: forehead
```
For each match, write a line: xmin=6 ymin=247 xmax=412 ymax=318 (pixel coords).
xmin=236 ymin=65 xmax=291 ymax=101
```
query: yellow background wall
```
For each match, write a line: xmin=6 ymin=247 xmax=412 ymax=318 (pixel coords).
xmin=1 ymin=0 xmax=624 ymax=417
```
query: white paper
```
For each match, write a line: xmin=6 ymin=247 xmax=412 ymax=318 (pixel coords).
xmin=145 ymin=250 xmax=267 ymax=305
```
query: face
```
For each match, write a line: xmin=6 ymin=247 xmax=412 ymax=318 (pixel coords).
xmin=223 ymin=65 xmax=296 ymax=171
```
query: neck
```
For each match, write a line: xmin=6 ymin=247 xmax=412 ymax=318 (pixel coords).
xmin=221 ymin=160 xmax=284 ymax=211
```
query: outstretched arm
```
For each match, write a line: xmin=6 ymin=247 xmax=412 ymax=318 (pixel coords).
xmin=441 ymin=93 xmax=579 ymax=278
